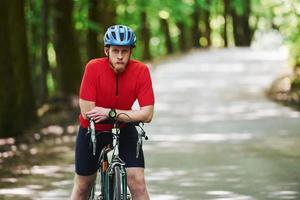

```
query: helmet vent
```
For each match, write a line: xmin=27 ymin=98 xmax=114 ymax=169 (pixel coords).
xmin=120 ymin=32 xmax=125 ymax=41
xmin=127 ymin=32 xmax=131 ymax=40
xmin=111 ymin=32 xmax=116 ymax=40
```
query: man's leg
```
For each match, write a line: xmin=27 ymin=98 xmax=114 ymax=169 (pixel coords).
xmin=127 ymin=167 xmax=150 ymax=200
xmin=71 ymin=173 xmax=96 ymax=200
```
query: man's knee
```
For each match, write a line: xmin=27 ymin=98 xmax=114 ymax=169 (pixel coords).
xmin=75 ymin=181 xmax=92 ymax=194
xmin=127 ymin=171 xmax=147 ymax=195
xmin=72 ymin=174 xmax=95 ymax=198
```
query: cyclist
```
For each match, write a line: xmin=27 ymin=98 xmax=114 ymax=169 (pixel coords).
xmin=71 ymin=25 xmax=154 ymax=200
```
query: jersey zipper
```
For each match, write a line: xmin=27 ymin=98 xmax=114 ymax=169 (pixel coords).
xmin=115 ymin=74 xmax=119 ymax=96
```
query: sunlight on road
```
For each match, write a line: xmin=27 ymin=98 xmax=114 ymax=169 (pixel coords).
xmin=148 ymin=132 xmax=253 ymax=142
xmin=0 ymin=187 xmax=36 ymax=196
xmin=149 ymin=194 xmax=180 ymax=200
xmin=206 ymin=190 xmax=253 ymax=200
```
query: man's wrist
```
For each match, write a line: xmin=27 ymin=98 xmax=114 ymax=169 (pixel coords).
xmin=108 ymin=108 xmax=117 ymax=119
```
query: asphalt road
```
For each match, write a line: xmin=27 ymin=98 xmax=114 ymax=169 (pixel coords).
xmin=145 ymin=47 xmax=300 ymax=200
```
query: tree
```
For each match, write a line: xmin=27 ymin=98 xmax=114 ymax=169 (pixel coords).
xmin=230 ymin=0 xmax=253 ymax=46
xmin=159 ymin=10 xmax=174 ymax=54
xmin=0 ymin=0 xmax=17 ymax=137
xmin=40 ymin=0 xmax=50 ymax=103
xmin=223 ymin=0 xmax=230 ymax=47
xmin=203 ymin=0 xmax=211 ymax=47
xmin=172 ymin=0 xmax=193 ymax=52
xmin=98 ymin=0 xmax=117 ymax=57
xmin=87 ymin=0 xmax=102 ymax=60
xmin=176 ymin=21 xmax=188 ymax=51
xmin=191 ymin=2 xmax=201 ymax=48
xmin=140 ymin=8 xmax=152 ymax=60
xmin=0 ymin=0 xmax=36 ymax=137
xmin=85 ymin=0 xmax=116 ymax=60
xmin=52 ymin=0 xmax=82 ymax=96
xmin=27 ymin=0 xmax=41 ymax=83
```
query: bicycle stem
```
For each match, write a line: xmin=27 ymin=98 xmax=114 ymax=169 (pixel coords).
xmin=112 ymin=127 xmax=119 ymax=156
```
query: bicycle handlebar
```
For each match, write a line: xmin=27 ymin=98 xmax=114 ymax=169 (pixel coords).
xmin=87 ymin=117 xmax=143 ymax=126
xmin=87 ymin=116 xmax=148 ymax=158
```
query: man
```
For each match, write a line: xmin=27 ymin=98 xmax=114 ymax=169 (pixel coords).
xmin=71 ymin=25 xmax=154 ymax=200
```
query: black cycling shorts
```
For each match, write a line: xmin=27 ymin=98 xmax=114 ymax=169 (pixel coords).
xmin=75 ymin=125 xmax=145 ymax=176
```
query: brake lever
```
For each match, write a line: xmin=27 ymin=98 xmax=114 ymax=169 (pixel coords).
xmin=88 ymin=119 xmax=96 ymax=156
xmin=136 ymin=126 xmax=148 ymax=158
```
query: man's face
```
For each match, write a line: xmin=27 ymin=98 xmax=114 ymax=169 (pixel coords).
xmin=105 ymin=46 xmax=132 ymax=74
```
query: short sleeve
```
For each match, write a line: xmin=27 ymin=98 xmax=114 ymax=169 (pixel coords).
xmin=137 ymin=67 xmax=155 ymax=107
xmin=79 ymin=61 xmax=97 ymax=102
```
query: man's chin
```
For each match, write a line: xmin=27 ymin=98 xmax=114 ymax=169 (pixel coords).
xmin=109 ymin=61 xmax=128 ymax=73
xmin=115 ymin=63 xmax=127 ymax=70
xmin=114 ymin=66 xmax=126 ymax=73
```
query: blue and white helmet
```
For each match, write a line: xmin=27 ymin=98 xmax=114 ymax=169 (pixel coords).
xmin=104 ymin=25 xmax=136 ymax=47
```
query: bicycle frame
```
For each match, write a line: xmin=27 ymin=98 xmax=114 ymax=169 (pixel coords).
xmin=98 ymin=127 xmax=128 ymax=200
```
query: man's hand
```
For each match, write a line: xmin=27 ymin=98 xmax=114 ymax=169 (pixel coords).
xmin=86 ymin=107 xmax=109 ymax=123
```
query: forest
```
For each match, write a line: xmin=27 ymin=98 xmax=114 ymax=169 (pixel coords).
xmin=0 ymin=0 xmax=299 ymax=138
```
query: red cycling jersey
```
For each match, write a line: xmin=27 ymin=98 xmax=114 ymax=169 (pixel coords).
xmin=79 ymin=58 xmax=155 ymax=130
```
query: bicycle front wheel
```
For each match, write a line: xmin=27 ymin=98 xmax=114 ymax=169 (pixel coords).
xmin=113 ymin=166 xmax=122 ymax=200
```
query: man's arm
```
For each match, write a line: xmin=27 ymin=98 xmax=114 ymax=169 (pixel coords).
xmin=85 ymin=104 xmax=154 ymax=123
xmin=80 ymin=99 xmax=111 ymax=122
xmin=79 ymin=99 xmax=95 ymax=119
xmin=114 ymin=105 xmax=154 ymax=123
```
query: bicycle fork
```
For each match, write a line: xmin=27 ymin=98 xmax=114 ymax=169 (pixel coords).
xmin=103 ymin=163 xmax=128 ymax=200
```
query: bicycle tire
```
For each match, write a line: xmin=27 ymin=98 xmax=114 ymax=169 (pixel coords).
xmin=113 ymin=166 xmax=122 ymax=200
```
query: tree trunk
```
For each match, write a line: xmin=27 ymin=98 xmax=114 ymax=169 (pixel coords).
xmin=191 ymin=3 xmax=201 ymax=48
xmin=0 ymin=0 xmax=36 ymax=137
xmin=27 ymin=1 xmax=41 ymax=105
xmin=40 ymin=0 xmax=50 ymax=103
xmin=231 ymin=11 xmax=243 ymax=46
xmin=87 ymin=0 xmax=102 ymax=60
xmin=223 ymin=0 xmax=229 ymax=47
xmin=176 ymin=21 xmax=188 ymax=52
xmin=28 ymin=1 xmax=39 ymax=80
xmin=52 ymin=0 xmax=82 ymax=96
xmin=87 ymin=0 xmax=116 ymax=60
xmin=160 ymin=17 xmax=174 ymax=54
xmin=9 ymin=0 xmax=36 ymax=129
xmin=98 ymin=0 xmax=116 ymax=56
xmin=140 ymin=10 xmax=151 ymax=60
xmin=98 ymin=1 xmax=116 ymax=31
xmin=0 ymin=0 xmax=18 ymax=137
xmin=204 ymin=1 xmax=211 ymax=47
xmin=230 ymin=0 xmax=252 ymax=46
xmin=243 ymin=0 xmax=253 ymax=45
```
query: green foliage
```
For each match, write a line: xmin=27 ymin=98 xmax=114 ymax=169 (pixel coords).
xmin=290 ymin=35 xmax=300 ymax=68
xmin=251 ymin=0 xmax=300 ymax=96
xmin=73 ymin=0 xmax=88 ymax=27
xmin=24 ymin=0 xmax=300 ymax=71
xmin=271 ymin=1 xmax=300 ymax=71
xmin=13 ymin=2 xmax=300 ymax=94
xmin=1 ymin=0 xmax=300 ymax=137
xmin=230 ymin=0 xmax=245 ymax=15
xmin=291 ymin=76 xmax=300 ymax=90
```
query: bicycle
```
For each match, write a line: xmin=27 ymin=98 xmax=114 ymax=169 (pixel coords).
xmin=87 ymin=113 xmax=148 ymax=200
